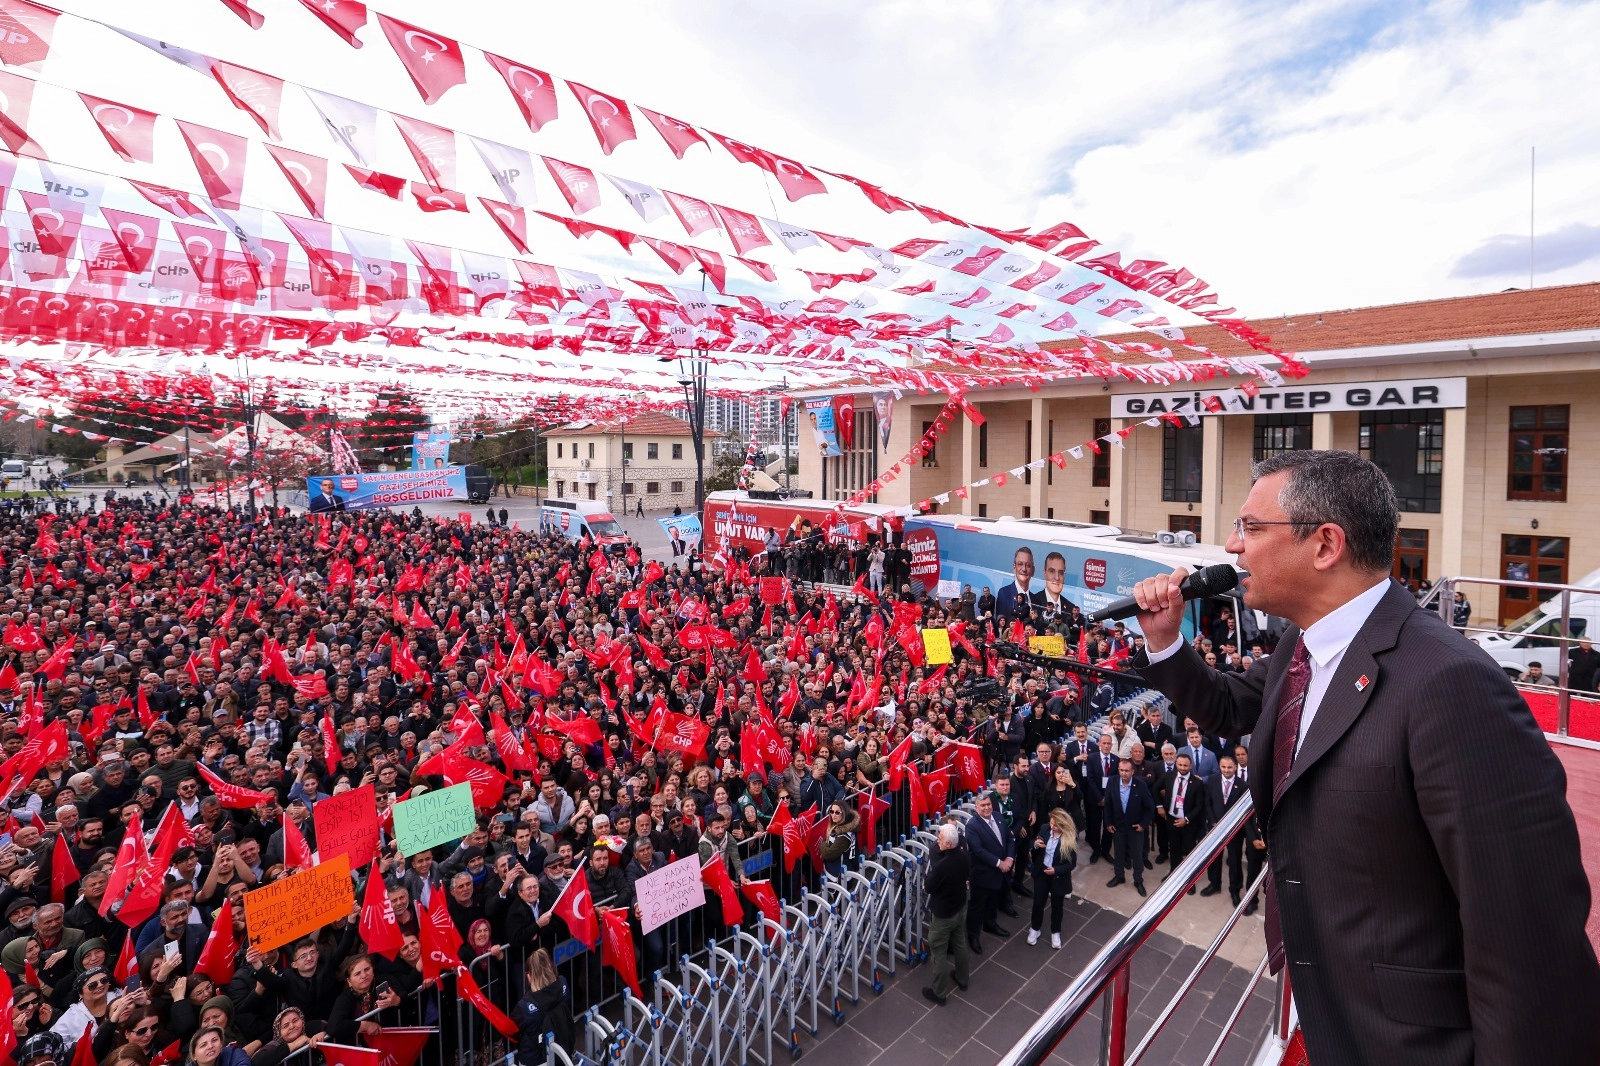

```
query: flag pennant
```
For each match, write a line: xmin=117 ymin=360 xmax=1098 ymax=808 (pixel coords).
xmin=266 ymin=145 xmax=329 ymax=219
xmin=565 ymin=80 xmax=636 ymax=155
xmin=638 ymin=107 xmax=706 ymax=159
xmin=484 ymin=51 xmax=558 ymax=131
xmin=0 ymin=1 xmax=58 ymax=71
xmin=175 ymin=121 xmax=249 ymax=209
xmin=392 ymin=113 xmax=455 ymax=189
xmin=541 ymin=156 xmax=600 ymax=214
xmin=295 ymin=0 xmax=366 ymax=46
xmin=375 ymin=13 xmax=467 ymax=104
xmin=210 ymin=61 xmax=284 ymax=137
xmin=78 ymin=93 xmax=157 ymax=163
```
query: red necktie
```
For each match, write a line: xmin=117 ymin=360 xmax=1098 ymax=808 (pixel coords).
xmin=1266 ymin=637 xmax=1312 ymax=972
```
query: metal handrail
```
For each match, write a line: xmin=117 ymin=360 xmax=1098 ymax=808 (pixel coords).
xmin=1430 ymin=574 xmax=1600 ymax=737
xmin=996 ymin=795 xmax=1262 ymax=1066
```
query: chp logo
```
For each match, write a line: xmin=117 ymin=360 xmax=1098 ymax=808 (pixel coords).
xmin=560 ymin=511 xmax=571 ymax=531
xmin=1083 ymin=558 xmax=1107 ymax=590
xmin=337 ymin=477 xmax=360 ymax=492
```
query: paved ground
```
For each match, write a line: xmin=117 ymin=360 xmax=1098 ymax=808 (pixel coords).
xmin=795 ymin=894 xmax=1277 ymax=1066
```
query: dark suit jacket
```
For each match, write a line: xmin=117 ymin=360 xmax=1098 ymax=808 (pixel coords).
xmin=1083 ymin=749 xmax=1117 ymax=804
xmin=964 ymin=813 xmax=1013 ymax=890
xmin=1102 ymin=776 xmax=1153 ymax=830
xmin=1156 ymin=770 xmax=1206 ymax=828
xmin=1138 ymin=580 xmax=1600 ymax=1066
xmin=994 ymin=582 xmax=1031 ymax=619
xmin=1202 ymin=772 xmax=1248 ymax=831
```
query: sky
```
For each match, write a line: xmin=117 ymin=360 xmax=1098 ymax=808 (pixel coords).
xmin=12 ymin=0 xmax=1598 ymax=417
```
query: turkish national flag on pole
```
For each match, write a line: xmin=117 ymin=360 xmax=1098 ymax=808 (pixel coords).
xmin=362 ymin=1030 xmax=435 ymax=1066
xmin=322 ymin=711 xmax=342 ymax=776
xmin=114 ymin=930 xmax=138 ymax=984
xmin=71 ymin=1024 xmax=96 ymax=1066
xmin=193 ymin=898 xmax=238 ymax=985
xmin=0 ymin=967 xmax=15 ymax=1065
xmin=375 ymin=14 xmax=466 ymax=104
xmin=856 ymin=790 xmax=891 ymax=856
xmin=599 ymin=907 xmax=640 ymax=996
xmin=552 ymin=863 xmax=599 ymax=948
xmin=360 ymin=861 xmax=404 ymax=959
xmin=100 ymin=810 xmax=142 ymax=917
xmin=700 ymin=854 xmax=744 ymax=926
xmin=51 ymin=829 xmax=77 ymax=903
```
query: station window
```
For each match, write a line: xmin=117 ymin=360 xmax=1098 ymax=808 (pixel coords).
xmin=978 ymin=422 xmax=988 ymax=467
xmin=921 ymin=422 xmax=937 ymax=467
xmin=1359 ymin=410 xmax=1443 ymax=512
xmin=646 ymin=482 xmax=660 ymax=494
xmin=1253 ymin=413 xmax=1312 ymax=461
xmin=1508 ymin=405 xmax=1568 ymax=501
xmin=1170 ymin=515 xmax=1202 ymax=535
xmin=647 ymin=443 xmax=659 ymax=460
xmin=671 ymin=481 xmax=684 ymax=493
xmin=672 ymin=443 xmax=684 ymax=459
xmin=1162 ymin=423 xmax=1204 ymax=503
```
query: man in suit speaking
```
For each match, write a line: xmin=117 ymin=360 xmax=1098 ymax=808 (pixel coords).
xmin=1128 ymin=450 xmax=1598 ymax=1066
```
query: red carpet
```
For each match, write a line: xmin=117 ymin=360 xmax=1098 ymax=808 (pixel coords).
xmin=1552 ymin=741 xmax=1600 ymax=958
xmin=1522 ymin=690 xmax=1600 ymax=742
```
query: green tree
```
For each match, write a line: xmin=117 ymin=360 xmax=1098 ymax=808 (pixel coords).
xmin=702 ymin=448 xmax=745 ymax=492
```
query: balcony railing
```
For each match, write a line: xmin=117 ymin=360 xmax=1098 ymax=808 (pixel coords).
xmin=995 ymin=796 xmax=1295 ymax=1066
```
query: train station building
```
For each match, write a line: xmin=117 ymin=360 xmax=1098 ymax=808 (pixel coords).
xmin=794 ymin=282 xmax=1600 ymax=624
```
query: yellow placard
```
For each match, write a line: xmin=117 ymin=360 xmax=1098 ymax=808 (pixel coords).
xmin=1029 ymin=635 xmax=1066 ymax=657
xmin=243 ymin=853 xmax=353 ymax=952
xmin=922 ymin=627 xmax=953 ymax=665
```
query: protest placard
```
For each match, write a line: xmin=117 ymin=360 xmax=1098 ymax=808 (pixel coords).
xmin=1029 ymin=634 xmax=1066 ymax=657
xmin=242 ymin=853 xmax=353 ymax=952
xmin=936 ymin=579 xmax=962 ymax=601
xmin=634 ymin=855 xmax=705 ymax=933
xmin=392 ymin=782 xmax=476 ymax=855
xmin=922 ymin=627 xmax=953 ymax=665
xmin=313 ymin=783 xmax=379 ymax=868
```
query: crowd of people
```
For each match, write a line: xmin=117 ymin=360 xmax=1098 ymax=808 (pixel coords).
xmin=0 ymin=496 xmax=1268 ymax=1066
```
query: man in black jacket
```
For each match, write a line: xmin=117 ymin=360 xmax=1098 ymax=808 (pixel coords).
xmin=1200 ymin=754 xmax=1255 ymax=906
xmin=1102 ymin=759 xmax=1153 ymax=896
xmin=1129 ymin=450 xmax=1599 ymax=1065
xmin=920 ymin=823 xmax=969 ymax=1006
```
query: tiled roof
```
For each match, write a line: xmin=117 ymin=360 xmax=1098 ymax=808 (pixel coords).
xmin=545 ymin=411 xmax=721 ymax=437
xmin=1042 ymin=281 xmax=1600 ymax=360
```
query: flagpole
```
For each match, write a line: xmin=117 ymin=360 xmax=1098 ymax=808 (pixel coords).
xmin=547 ymin=854 xmax=588 ymax=913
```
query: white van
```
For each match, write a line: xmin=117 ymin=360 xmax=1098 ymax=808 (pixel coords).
xmin=0 ymin=459 xmax=26 ymax=480
xmin=1469 ymin=567 xmax=1600 ymax=678
xmin=538 ymin=498 xmax=629 ymax=546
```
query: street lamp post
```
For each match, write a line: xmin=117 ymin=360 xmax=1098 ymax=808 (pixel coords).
xmin=239 ymin=354 xmax=257 ymax=519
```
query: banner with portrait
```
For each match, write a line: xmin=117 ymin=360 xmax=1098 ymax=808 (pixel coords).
xmin=873 ymin=392 xmax=896 ymax=452
xmin=804 ymin=397 xmax=841 ymax=457
xmin=411 ymin=429 xmax=453 ymax=470
xmin=307 ymin=468 xmax=467 ymax=511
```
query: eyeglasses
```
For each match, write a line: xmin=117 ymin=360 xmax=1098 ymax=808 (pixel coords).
xmin=130 ymin=1025 xmax=159 ymax=1036
xmin=84 ymin=979 xmax=110 ymax=991
xmin=1232 ymin=518 xmax=1327 ymax=539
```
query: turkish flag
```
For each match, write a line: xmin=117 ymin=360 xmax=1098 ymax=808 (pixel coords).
xmin=764 ymin=153 xmax=828 ymax=202
xmin=322 ymin=711 xmax=343 ymax=776
xmin=99 ymin=811 xmax=142 ymax=917
xmin=478 ymin=197 xmax=529 ymax=254
xmin=886 ymin=735 xmax=913 ymax=791
xmin=599 ymin=907 xmax=640 ymax=997
xmin=541 ymin=156 xmax=600 ymax=215
xmin=484 ymin=52 xmax=558 ymax=131
xmin=120 ymin=804 xmax=191 ymax=928
xmin=266 ymin=145 xmax=328 ymax=219
xmin=126 ymin=180 xmax=211 ymax=220
xmin=194 ymin=898 xmax=238 ymax=985
xmin=113 ymin=930 xmax=138 ymax=984
xmin=553 ymin=866 xmax=600 ymax=948
xmin=638 ymin=107 xmax=705 ymax=159
xmin=359 ymin=861 xmax=404 ymax=959
xmin=740 ymin=880 xmax=781 ymax=925
xmin=345 ymin=165 xmax=406 ymax=199
xmin=856 ymin=790 xmax=891 ymax=856
xmin=295 ymin=0 xmax=365 ymax=47
xmin=906 ymin=764 xmax=927 ymax=825
xmin=832 ymin=396 xmax=855 ymax=449
xmin=375 ymin=14 xmax=466 ymax=104
xmin=362 ymin=1030 xmax=433 ymax=1066
xmin=447 ymin=703 xmax=485 ymax=748
xmin=20 ymin=191 xmax=82 ymax=258
xmin=457 ymin=967 xmax=519 ymax=1038
xmin=175 ymin=121 xmax=249 ymax=209
xmin=78 ymin=93 xmax=157 ymax=163
xmin=197 ymin=762 xmax=276 ymax=810
xmin=50 ymin=829 xmax=77 ymax=903
xmin=700 ymin=854 xmax=744 ymax=926
xmin=564 ymin=80 xmax=636 ymax=155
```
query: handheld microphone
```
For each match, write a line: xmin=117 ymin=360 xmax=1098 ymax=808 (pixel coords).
xmin=1087 ymin=564 xmax=1242 ymax=624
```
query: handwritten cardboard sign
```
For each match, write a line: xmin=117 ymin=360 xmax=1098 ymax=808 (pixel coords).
xmin=634 ymin=855 xmax=705 ymax=934
xmin=1029 ymin=634 xmax=1066 ymax=657
xmin=922 ymin=627 xmax=953 ymax=665
xmin=243 ymin=853 xmax=352 ymax=952
xmin=313 ymin=783 xmax=378 ymax=869
xmin=392 ymin=782 xmax=476 ymax=855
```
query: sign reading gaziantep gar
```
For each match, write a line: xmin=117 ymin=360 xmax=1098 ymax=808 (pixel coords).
xmin=1112 ymin=376 xmax=1466 ymax=418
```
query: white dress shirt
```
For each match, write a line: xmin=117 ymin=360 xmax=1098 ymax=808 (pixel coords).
xmin=1148 ymin=579 xmax=1391 ymax=756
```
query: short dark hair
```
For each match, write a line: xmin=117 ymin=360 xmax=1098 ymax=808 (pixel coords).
xmin=1251 ymin=450 xmax=1397 ymax=573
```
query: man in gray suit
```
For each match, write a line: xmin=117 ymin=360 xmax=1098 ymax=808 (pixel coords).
xmin=1129 ymin=450 xmax=1598 ymax=1066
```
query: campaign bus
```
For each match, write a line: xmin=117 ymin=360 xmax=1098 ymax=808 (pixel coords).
xmin=902 ymin=513 xmax=1275 ymax=643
